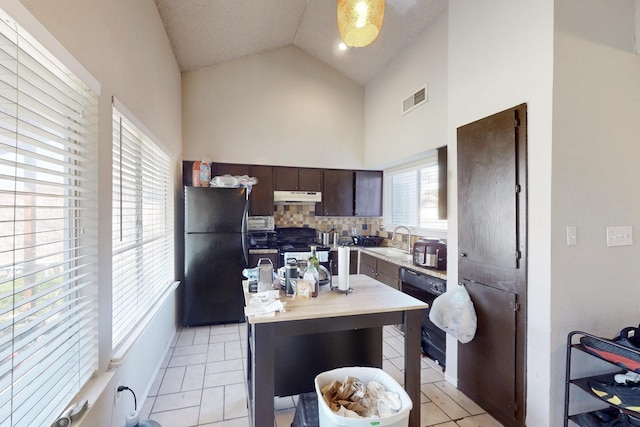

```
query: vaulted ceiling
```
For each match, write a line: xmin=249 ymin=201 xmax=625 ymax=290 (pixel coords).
xmin=155 ymin=0 xmax=448 ymax=85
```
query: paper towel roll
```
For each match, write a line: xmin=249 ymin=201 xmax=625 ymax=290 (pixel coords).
xmin=338 ymin=247 xmax=350 ymax=291
xmin=125 ymin=410 xmax=140 ymax=427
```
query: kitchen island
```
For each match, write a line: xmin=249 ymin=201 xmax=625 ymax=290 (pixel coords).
xmin=244 ymin=274 xmax=428 ymax=427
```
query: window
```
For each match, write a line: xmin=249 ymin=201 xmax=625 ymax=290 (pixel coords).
xmin=384 ymin=152 xmax=447 ymax=234
xmin=112 ymin=105 xmax=174 ymax=355
xmin=0 ymin=9 xmax=99 ymax=427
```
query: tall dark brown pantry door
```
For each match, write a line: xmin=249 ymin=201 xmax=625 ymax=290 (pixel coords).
xmin=457 ymin=104 xmax=527 ymax=427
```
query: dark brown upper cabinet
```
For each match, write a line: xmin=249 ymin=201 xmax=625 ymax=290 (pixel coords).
xmin=184 ymin=161 xmax=247 ymax=186
xmin=183 ymin=160 xmax=195 ymax=186
xmin=185 ymin=161 xmax=383 ymax=218
xmin=320 ymin=169 xmax=354 ymax=216
xmin=354 ymin=170 xmax=383 ymax=217
xmin=205 ymin=162 xmax=272 ymax=215
xmin=273 ymin=167 xmax=298 ymax=190
xmin=274 ymin=167 xmax=322 ymax=191
xmin=298 ymin=168 xmax=323 ymax=191
xmin=248 ymin=165 xmax=274 ymax=216
xmin=212 ymin=162 xmax=249 ymax=177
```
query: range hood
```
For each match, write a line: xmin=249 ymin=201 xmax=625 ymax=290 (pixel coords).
xmin=273 ymin=190 xmax=322 ymax=204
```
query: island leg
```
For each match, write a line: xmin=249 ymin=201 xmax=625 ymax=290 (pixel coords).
xmin=404 ymin=310 xmax=421 ymax=427
xmin=250 ymin=323 xmax=275 ymax=427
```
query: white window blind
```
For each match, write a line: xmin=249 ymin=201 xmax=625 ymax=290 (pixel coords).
xmin=0 ymin=9 xmax=99 ymax=427
xmin=384 ymin=158 xmax=447 ymax=232
xmin=112 ymin=106 xmax=174 ymax=354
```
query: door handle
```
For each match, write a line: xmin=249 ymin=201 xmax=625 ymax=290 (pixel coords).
xmin=459 ymin=252 xmax=467 ymax=257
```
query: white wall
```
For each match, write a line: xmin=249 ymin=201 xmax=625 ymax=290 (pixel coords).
xmin=364 ymin=11 xmax=448 ymax=170
xmin=7 ymin=0 xmax=183 ymax=425
xmin=636 ymin=0 xmax=640 ymax=54
xmin=19 ymin=0 xmax=182 ymax=152
xmin=182 ymin=45 xmax=365 ymax=169
xmin=551 ymin=0 xmax=640 ymax=423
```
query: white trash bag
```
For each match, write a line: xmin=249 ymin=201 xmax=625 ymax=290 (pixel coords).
xmin=428 ymin=284 xmax=477 ymax=343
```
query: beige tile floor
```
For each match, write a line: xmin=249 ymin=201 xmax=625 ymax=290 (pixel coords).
xmin=140 ymin=323 xmax=503 ymax=427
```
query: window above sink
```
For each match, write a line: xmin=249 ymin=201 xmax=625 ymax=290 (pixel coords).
xmin=383 ymin=147 xmax=448 ymax=238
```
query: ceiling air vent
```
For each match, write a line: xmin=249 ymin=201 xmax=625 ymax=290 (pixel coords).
xmin=402 ymin=85 xmax=428 ymax=115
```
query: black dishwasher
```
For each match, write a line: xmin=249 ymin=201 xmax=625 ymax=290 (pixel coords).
xmin=400 ymin=268 xmax=447 ymax=368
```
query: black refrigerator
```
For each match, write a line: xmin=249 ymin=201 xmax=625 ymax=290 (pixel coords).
xmin=183 ymin=186 xmax=248 ymax=326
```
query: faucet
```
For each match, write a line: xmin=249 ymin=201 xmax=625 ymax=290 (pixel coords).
xmin=391 ymin=225 xmax=412 ymax=254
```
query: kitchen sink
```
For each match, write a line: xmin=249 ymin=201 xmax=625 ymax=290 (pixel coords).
xmin=362 ymin=247 xmax=413 ymax=263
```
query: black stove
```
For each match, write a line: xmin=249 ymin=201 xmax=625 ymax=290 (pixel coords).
xmin=275 ymin=227 xmax=330 ymax=267
xmin=276 ymin=227 xmax=330 ymax=251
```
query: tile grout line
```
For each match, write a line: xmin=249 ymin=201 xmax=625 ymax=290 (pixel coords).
xmin=146 ymin=325 xmax=501 ymax=427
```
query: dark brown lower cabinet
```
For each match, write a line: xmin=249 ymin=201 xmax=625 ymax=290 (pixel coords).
xmin=329 ymin=250 xmax=358 ymax=275
xmin=359 ymin=252 xmax=377 ymax=279
xmin=359 ymin=252 xmax=399 ymax=290
xmin=376 ymin=259 xmax=400 ymax=290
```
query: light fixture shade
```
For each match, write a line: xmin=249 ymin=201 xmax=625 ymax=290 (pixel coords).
xmin=337 ymin=0 xmax=385 ymax=48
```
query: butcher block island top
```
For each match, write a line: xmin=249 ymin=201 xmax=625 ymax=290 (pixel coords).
xmin=243 ymin=274 xmax=428 ymax=323
xmin=243 ymin=274 xmax=428 ymax=427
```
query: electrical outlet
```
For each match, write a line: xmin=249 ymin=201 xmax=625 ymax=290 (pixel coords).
xmin=114 ymin=385 xmax=121 ymax=406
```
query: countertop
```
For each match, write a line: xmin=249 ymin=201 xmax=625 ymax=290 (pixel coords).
xmin=358 ymin=246 xmax=447 ymax=280
xmin=243 ymin=274 xmax=427 ymax=324
xmin=248 ymin=245 xmax=447 ymax=280
xmin=248 ymin=248 xmax=278 ymax=255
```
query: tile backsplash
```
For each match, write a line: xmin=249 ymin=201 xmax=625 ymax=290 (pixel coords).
xmin=271 ymin=204 xmax=420 ymax=251
xmin=273 ymin=204 xmax=383 ymax=243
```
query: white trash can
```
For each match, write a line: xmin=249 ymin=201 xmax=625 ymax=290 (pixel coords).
xmin=314 ymin=367 xmax=412 ymax=427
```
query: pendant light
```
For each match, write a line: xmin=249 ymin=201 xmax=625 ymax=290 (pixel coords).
xmin=337 ymin=0 xmax=385 ymax=48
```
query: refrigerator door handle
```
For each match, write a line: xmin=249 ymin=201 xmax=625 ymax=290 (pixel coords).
xmin=242 ymin=234 xmax=248 ymax=267
xmin=242 ymin=200 xmax=249 ymax=266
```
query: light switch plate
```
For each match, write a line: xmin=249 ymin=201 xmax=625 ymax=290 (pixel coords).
xmin=566 ymin=226 xmax=577 ymax=246
xmin=606 ymin=226 xmax=633 ymax=247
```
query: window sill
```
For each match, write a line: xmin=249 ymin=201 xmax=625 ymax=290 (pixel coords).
xmin=109 ymin=281 xmax=180 ymax=368
xmin=64 ymin=371 xmax=115 ymax=427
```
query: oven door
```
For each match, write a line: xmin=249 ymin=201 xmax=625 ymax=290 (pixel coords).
xmin=278 ymin=250 xmax=330 ymax=269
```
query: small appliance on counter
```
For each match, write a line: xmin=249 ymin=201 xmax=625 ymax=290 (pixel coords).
xmin=413 ymin=238 xmax=447 ymax=270
xmin=352 ymin=235 xmax=384 ymax=247
xmin=247 ymin=216 xmax=274 ymax=231
xmin=248 ymin=216 xmax=276 ymax=249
